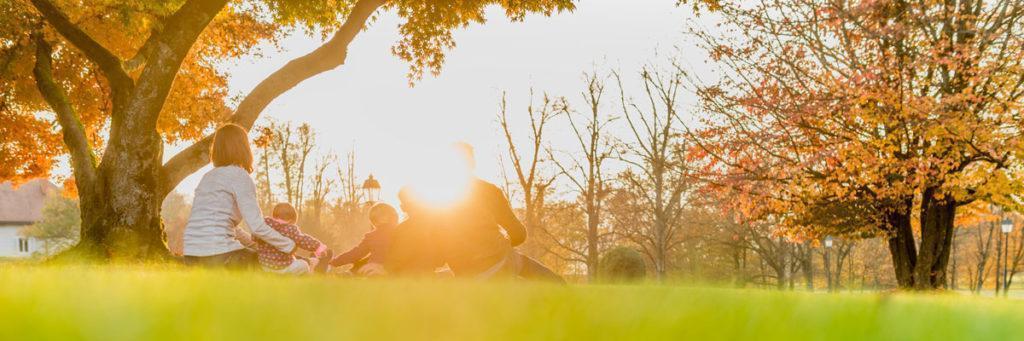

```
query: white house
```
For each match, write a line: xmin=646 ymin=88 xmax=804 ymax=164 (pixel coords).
xmin=0 ymin=179 xmax=57 ymax=258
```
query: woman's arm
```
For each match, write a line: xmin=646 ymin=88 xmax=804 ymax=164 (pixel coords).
xmin=234 ymin=228 xmax=256 ymax=248
xmin=233 ymin=171 xmax=296 ymax=253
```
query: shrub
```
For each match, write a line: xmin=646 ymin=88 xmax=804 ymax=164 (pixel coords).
xmin=599 ymin=247 xmax=646 ymax=282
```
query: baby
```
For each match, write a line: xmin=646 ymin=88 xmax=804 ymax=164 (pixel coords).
xmin=329 ymin=203 xmax=399 ymax=275
xmin=251 ymin=203 xmax=331 ymax=274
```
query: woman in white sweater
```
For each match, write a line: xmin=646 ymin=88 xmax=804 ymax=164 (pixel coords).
xmin=182 ymin=124 xmax=295 ymax=268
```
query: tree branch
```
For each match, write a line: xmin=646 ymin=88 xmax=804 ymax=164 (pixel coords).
xmin=161 ymin=0 xmax=387 ymax=193
xmin=33 ymin=35 xmax=98 ymax=191
xmin=29 ymin=0 xmax=133 ymax=89
xmin=125 ymin=0 xmax=230 ymax=131
xmin=124 ymin=38 xmax=159 ymax=73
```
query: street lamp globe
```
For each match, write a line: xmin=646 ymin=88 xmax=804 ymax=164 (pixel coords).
xmin=824 ymin=236 xmax=834 ymax=248
xmin=362 ymin=174 xmax=381 ymax=203
xmin=1002 ymin=218 xmax=1014 ymax=234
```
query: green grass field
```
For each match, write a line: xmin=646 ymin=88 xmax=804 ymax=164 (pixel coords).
xmin=1 ymin=265 xmax=1022 ymax=340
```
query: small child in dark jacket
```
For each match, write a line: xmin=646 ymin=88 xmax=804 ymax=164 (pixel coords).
xmin=329 ymin=203 xmax=399 ymax=275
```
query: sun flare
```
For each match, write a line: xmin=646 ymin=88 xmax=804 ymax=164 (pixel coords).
xmin=401 ymin=145 xmax=474 ymax=208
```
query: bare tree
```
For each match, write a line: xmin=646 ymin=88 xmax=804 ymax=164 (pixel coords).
xmin=548 ymin=71 xmax=617 ymax=280
xmin=269 ymin=122 xmax=296 ymax=204
xmin=614 ymin=65 xmax=692 ymax=280
xmin=266 ymin=122 xmax=316 ymax=208
xmin=257 ymin=121 xmax=318 ymax=217
xmin=533 ymin=200 xmax=590 ymax=277
xmin=498 ymin=90 xmax=560 ymax=232
xmin=337 ymin=148 xmax=364 ymax=208
xmin=293 ymin=124 xmax=316 ymax=216
xmin=743 ymin=223 xmax=793 ymax=289
xmin=713 ymin=213 xmax=752 ymax=287
xmin=1003 ymin=218 xmax=1024 ymax=290
xmin=970 ymin=222 xmax=998 ymax=292
xmin=822 ymin=240 xmax=855 ymax=292
xmin=253 ymin=123 xmax=278 ymax=211
xmin=307 ymin=153 xmax=338 ymax=231
xmin=332 ymin=148 xmax=370 ymax=250
xmin=792 ymin=242 xmax=814 ymax=291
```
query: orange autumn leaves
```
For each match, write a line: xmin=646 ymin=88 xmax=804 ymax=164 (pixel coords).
xmin=1 ymin=0 xmax=275 ymax=182
xmin=0 ymin=108 xmax=60 ymax=183
xmin=689 ymin=0 xmax=1024 ymax=238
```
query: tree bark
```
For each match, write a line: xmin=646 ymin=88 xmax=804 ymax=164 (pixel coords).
xmin=776 ymin=239 xmax=788 ymax=290
xmin=1006 ymin=229 xmax=1024 ymax=289
xmin=823 ymin=248 xmax=833 ymax=292
xmin=913 ymin=189 xmax=957 ymax=290
xmin=801 ymin=248 xmax=813 ymax=291
xmin=32 ymin=36 xmax=97 ymax=196
xmin=996 ymin=231 xmax=1004 ymax=294
xmin=883 ymin=191 xmax=965 ymax=290
xmin=834 ymin=243 xmax=852 ymax=291
xmin=949 ymin=230 xmax=957 ymax=290
xmin=885 ymin=205 xmax=917 ymax=288
xmin=586 ymin=193 xmax=600 ymax=281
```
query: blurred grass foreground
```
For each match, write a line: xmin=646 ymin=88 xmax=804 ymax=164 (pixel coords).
xmin=2 ymin=266 xmax=1023 ymax=340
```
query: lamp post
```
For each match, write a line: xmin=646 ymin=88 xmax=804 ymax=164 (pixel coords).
xmin=361 ymin=174 xmax=381 ymax=204
xmin=824 ymin=236 xmax=833 ymax=292
xmin=1002 ymin=217 xmax=1013 ymax=296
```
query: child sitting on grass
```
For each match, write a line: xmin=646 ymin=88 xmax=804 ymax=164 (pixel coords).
xmin=252 ymin=203 xmax=332 ymax=274
xmin=329 ymin=203 xmax=399 ymax=275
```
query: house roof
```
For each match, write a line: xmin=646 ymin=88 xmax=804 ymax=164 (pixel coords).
xmin=0 ymin=179 xmax=58 ymax=224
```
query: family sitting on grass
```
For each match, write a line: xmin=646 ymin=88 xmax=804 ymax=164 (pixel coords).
xmin=180 ymin=124 xmax=563 ymax=282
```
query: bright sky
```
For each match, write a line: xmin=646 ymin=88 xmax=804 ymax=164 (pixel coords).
xmin=169 ymin=0 xmax=709 ymax=204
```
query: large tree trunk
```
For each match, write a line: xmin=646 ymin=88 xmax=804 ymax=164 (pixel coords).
xmin=886 ymin=206 xmax=917 ymax=288
xmin=66 ymin=78 xmax=177 ymax=261
xmin=884 ymin=193 xmax=959 ymax=290
xmin=53 ymin=109 xmax=172 ymax=261
xmin=85 ymin=129 xmax=170 ymax=259
xmin=913 ymin=190 xmax=956 ymax=290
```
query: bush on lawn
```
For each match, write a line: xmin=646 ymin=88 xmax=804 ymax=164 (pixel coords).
xmin=599 ymin=247 xmax=646 ymax=282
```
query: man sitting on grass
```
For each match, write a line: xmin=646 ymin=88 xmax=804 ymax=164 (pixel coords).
xmin=437 ymin=143 xmax=564 ymax=282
